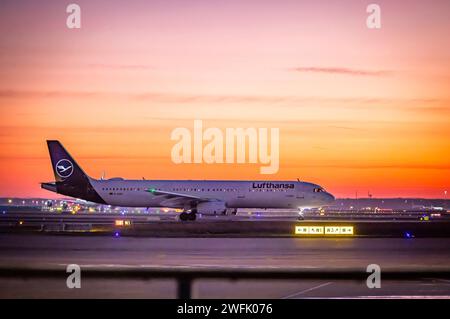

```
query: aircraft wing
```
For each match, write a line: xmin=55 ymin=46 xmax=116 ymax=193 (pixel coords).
xmin=145 ymin=188 xmax=216 ymax=207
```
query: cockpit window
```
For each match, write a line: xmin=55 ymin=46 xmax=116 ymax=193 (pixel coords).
xmin=313 ymin=188 xmax=325 ymax=193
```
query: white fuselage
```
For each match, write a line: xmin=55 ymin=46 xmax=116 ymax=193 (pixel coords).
xmin=91 ymin=179 xmax=334 ymax=209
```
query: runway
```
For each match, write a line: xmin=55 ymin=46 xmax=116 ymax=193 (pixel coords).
xmin=2 ymin=211 xmax=450 ymax=237
xmin=1 ymin=233 xmax=449 ymax=298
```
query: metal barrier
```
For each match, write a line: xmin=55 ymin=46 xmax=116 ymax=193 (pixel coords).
xmin=1 ymin=267 xmax=449 ymax=299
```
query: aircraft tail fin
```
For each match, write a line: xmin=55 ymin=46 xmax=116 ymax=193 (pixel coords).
xmin=44 ymin=140 xmax=106 ymax=203
xmin=46 ymin=140 xmax=90 ymax=183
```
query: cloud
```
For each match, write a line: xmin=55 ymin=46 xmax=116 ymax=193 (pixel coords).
xmin=0 ymin=90 xmax=102 ymax=99
xmin=87 ymin=64 xmax=154 ymax=70
xmin=283 ymin=163 xmax=450 ymax=170
xmin=327 ymin=125 xmax=366 ymax=131
xmin=409 ymin=106 xmax=450 ymax=114
xmin=291 ymin=66 xmax=392 ymax=76
xmin=1 ymin=90 xmax=447 ymax=112
xmin=0 ymin=90 xmax=422 ymax=104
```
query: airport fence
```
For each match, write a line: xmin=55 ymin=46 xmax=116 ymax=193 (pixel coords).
xmin=1 ymin=267 xmax=450 ymax=298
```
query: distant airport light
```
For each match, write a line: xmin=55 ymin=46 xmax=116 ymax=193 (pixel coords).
xmin=115 ymin=220 xmax=124 ymax=226
xmin=8 ymin=199 xmax=12 ymax=204
xmin=19 ymin=221 xmax=24 ymax=225
xmin=114 ymin=232 xmax=120 ymax=238
xmin=115 ymin=220 xmax=131 ymax=227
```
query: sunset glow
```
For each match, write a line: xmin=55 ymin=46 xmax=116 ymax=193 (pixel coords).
xmin=0 ymin=0 xmax=449 ymax=198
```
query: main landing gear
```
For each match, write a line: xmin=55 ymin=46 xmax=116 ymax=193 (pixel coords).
xmin=179 ymin=209 xmax=197 ymax=221
xmin=297 ymin=207 xmax=306 ymax=220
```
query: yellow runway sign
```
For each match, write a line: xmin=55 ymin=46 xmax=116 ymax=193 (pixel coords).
xmin=295 ymin=226 xmax=354 ymax=236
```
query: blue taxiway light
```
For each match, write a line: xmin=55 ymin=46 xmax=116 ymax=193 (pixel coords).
xmin=404 ymin=232 xmax=414 ymax=238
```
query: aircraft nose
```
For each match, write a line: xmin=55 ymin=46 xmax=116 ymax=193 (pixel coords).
xmin=324 ymin=192 xmax=335 ymax=203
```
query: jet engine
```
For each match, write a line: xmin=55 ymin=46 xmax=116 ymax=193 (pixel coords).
xmin=196 ymin=201 xmax=227 ymax=215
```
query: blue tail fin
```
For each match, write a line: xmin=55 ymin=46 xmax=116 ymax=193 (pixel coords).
xmin=47 ymin=140 xmax=90 ymax=183
xmin=45 ymin=140 xmax=106 ymax=204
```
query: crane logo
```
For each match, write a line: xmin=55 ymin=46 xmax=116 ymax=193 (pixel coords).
xmin=56 ymin=159 xmax=74 ymax=178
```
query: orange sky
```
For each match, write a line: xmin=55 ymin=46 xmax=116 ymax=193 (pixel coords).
xmin=0 ymin=0 xmax=449 ymax=198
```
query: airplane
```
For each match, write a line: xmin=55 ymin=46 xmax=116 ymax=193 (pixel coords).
xmin=41 ymin=140 xmax=335 ymax=221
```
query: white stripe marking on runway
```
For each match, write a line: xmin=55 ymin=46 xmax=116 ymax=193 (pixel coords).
xmin=282 ymin=282 xmax=333 ymax=299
